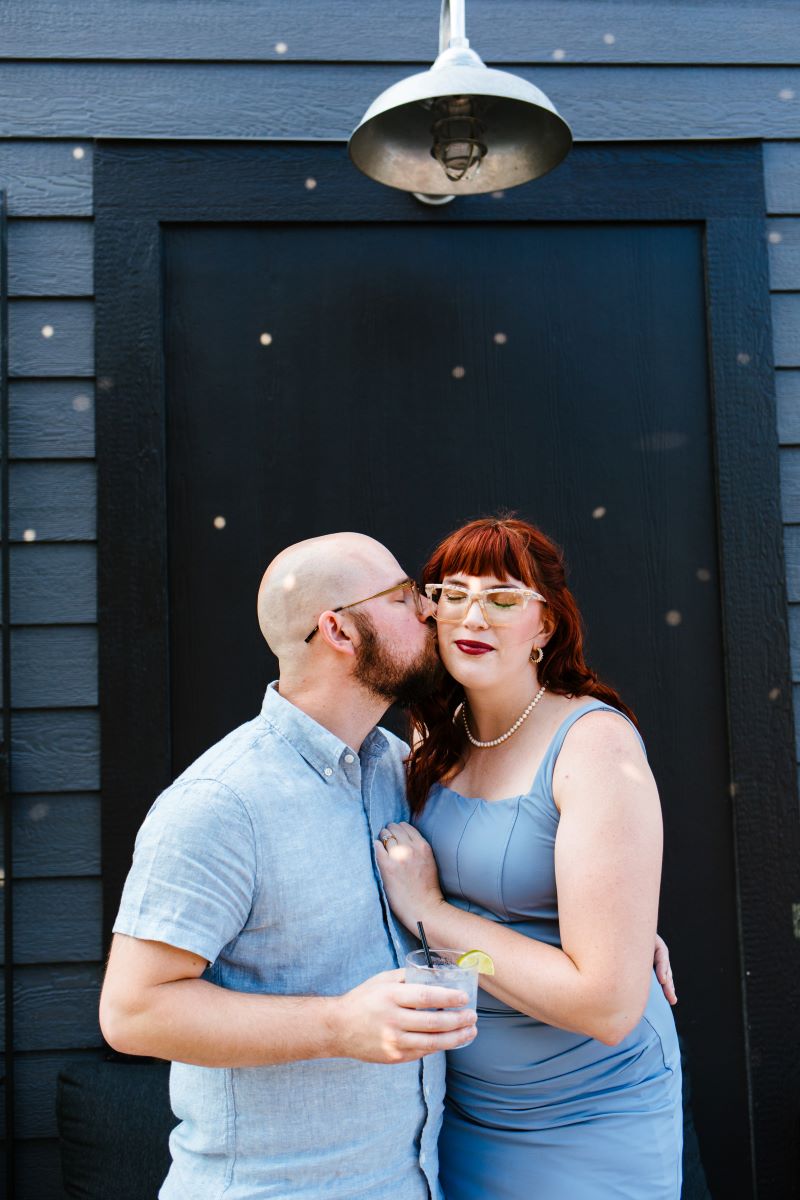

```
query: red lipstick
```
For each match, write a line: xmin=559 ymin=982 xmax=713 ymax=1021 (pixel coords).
xmin=454 ymin=640 xmax=494 ymax=655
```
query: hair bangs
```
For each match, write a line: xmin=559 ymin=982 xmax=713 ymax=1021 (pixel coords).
xmin=426 ymin=520 xmax=540 ymax=590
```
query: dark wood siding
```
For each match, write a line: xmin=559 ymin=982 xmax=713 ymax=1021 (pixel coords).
xmin=1 ymin=143 xmax=102 ymax=1198
xmin=4 ymin=0 xmax=800 ymax=63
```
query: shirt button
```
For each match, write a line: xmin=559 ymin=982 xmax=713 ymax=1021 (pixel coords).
xmin=344 ymin=753 xmax=355 ymax=764
xmin=323 ymin=767 xmax=333 ymax=777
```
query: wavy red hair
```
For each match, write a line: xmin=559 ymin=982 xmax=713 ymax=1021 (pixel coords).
xmin=406 ymin=515 xmax=638 ymax=814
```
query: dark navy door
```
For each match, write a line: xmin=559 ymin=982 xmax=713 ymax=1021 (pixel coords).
xmin=163 ymin=216 xmax=742 ymax=1194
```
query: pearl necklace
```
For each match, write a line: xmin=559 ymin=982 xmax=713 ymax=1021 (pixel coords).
xmin=461 ymin=684 xmax=547 ymax=748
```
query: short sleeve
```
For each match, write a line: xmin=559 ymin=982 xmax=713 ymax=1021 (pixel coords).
xmin=112 ymin=778 xmax=257 ymax=964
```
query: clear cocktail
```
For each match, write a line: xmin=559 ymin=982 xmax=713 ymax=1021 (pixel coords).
xmin=404 ymin=948 xmax=480 ymax=1014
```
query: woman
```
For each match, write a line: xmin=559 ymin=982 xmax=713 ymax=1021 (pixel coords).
xmin=377 ymin=516 xmax=683 ymax=1200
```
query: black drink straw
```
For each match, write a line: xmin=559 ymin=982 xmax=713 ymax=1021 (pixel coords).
xmin=417 ymin=921 xmax=434 ymax=967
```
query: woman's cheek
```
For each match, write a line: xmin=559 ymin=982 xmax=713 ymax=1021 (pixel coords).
xmin=435 ymin=638 xmax=460 ymax=675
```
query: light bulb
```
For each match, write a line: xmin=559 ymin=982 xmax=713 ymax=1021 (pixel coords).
xmin=430 ymin=95 xmax=487 ymax=183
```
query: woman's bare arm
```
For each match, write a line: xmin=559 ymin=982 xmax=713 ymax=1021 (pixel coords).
xmin=378 ymin=711 xmax=663 ymax=1045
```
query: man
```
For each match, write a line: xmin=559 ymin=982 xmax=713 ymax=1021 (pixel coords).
xmin=100 ymin=532 xmax=474 ymax=1199
xmin=100 ymin=531 xmax=676 ymax=1199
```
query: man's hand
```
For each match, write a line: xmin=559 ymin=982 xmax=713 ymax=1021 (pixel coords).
xmin=331 ymin=968 xmax=477 ymax=1064
xmin=101 ymin=936 xmax=476 ymax=1069
xmin=654 ymin=933 xmax=677 ymax=1005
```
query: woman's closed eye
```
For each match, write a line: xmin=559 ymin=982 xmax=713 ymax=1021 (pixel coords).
xmin=487 ymin=588 xmax=526 ymax=606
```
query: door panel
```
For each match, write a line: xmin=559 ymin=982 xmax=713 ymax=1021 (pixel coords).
xmin=164 ymin=220 xmax=744 ymax=1193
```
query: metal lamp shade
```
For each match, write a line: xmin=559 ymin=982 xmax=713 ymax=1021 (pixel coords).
xmin=348 ymin=48 xmax=572 ymax=196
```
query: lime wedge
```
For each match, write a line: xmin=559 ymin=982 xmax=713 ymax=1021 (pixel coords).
xmin=456 ymin=949 xmax=495 ymax=975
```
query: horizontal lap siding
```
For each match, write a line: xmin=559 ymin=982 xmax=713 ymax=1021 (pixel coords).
xmin=4 ymin=1 xmax=800 ymax=64
xmin=1 ymin=63 xmax=800 ymax=140
xmin=8 ymin=794 xmax=100 ymax=878
xmin=6 ymin=964 xmax=104 ymax=1051
xmin=8 ymin=221 xmax=93 ymax=296
xmin=1 ymin=137 xmax=103 ymax=1197
xmin=0 ymin=142 xmax=92 ymax=215
xmin=769 ymin=145 xmax=800 ymax=719
xmin=9 ymin=381 xmax=95 ymax=459
xmin=0 ymin=9 xmax=798 ymax=1194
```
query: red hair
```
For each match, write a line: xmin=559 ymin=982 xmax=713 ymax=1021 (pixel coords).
xmin=406 ymin=515 xmax=638 ymax=814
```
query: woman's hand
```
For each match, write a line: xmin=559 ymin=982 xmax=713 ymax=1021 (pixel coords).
xmin=654 ymin=932 xmax=677 ymax=1005
xmin=375 ymin=822 xmax=445 ymax=934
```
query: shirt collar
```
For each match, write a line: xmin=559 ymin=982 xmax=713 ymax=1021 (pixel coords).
xmin=260 ymin=681 xmax=388 ymax=782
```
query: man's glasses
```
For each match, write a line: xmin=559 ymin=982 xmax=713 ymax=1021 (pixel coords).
xmin=304 ymin=578 xmax=423 ymax=643
xmin=424 ymin=583 xmax=546 ymax=627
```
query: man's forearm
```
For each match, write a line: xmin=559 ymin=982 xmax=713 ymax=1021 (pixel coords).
xmin=103 ymin=976 xmax=342 ymax=1067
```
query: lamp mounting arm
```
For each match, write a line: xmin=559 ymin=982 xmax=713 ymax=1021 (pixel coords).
xmin=439 ymin=0 xmax=468 ymax=53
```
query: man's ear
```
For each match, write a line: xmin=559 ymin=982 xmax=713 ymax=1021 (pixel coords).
xmin=317 ymin=611 xmax=357 ymax=657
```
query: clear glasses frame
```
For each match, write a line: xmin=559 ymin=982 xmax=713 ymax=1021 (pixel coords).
xmin=424 ymin=582 xmax=547 ymax=626
xmin=304 ymin=577 xmax=423 ymax=643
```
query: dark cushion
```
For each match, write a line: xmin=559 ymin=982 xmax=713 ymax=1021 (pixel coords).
xmin=57 ymin=1056 xmax=177 ymax=1199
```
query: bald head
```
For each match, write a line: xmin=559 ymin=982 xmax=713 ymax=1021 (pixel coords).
xmin=257 ymin=532 xmax=404 ymax=667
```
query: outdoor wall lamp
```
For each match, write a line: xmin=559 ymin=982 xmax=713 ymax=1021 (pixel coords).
xmin=348 ymin=0 xmax=572 ymax=203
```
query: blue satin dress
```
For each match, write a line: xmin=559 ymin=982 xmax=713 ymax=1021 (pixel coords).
xmin=415 ymin=700 xmax=683 ymax=1200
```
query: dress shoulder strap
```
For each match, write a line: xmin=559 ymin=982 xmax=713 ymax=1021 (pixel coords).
xmin=541 ymin=699 xmax=648 ymax=800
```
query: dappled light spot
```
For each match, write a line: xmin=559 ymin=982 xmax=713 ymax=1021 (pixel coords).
xmin=260 ymin=332 xmax=273 ymax=346
xmin=696 ymin=567 xmax=711 ymax=582
xmin=41 ymin=324 xmax=54 ymax=339
xmin=603 ymin=33 xmax=616 ymax=45
xmin=451 ymin=365 xmax=466 ymax=379
xmin=72 ymin=147 xmax=85 ymax=160
xmin=779 ymin=88 xmax=795 ymax=101
xmin=29 ymin=802 xmax=49 ymax=821
xmin=22 ymin=529 xmax=37 ymax=542
xmin=729 ymin=782 xmax=738 ymax=798
xmin=275 ymin=41 xmax=288 ymax=54
xmin=493 ymin=332 xmax=508 ymax=345
xmin=768 ymin=230 xmax=783 ymax=244
xmin=72 ymin=394 xmax=91 ymax=412
xmin=769 ymin=687 xmax=781 ymax=701
xmin=552 ymin=48 xmax=566 ymax=61
xmin=665 ymin=610 xmax=682 ymax=626
xmin=736 ymin=352 xmax=751 ymax=366
xmin=282 ymin=573 xmax=297 ymax=591
xmin=592 ymin=506 xmax=606 ymax=519
xmin=491 ymin=190 xmax=505 ymax=200
xmin=97 ymin=376 xmax=113 ymax=391
xmin=213 ymin=516 xmax=227 ymax=530
xmin=305 ymin=178 xmax=317 ymax=190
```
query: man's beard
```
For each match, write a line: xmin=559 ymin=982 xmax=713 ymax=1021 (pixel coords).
xmin=351 ymin=612 xmax=444 ymax=706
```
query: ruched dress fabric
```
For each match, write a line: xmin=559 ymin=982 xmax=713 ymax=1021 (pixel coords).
xmin=415 ymin=700 xmax=683 ymax=1200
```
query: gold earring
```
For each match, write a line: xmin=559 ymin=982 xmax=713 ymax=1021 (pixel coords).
xmin=530 ymin=646 xmax=544 ymax=664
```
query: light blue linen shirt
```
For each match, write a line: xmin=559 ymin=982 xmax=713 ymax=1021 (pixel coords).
xmin=113 ymin=682 xmax=445 ymax=1199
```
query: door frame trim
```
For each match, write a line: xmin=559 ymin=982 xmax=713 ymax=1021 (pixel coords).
xmin=95 ymin=139 xmax=800 ymax=1195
